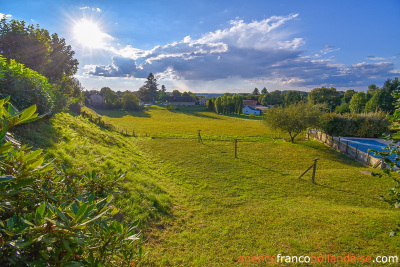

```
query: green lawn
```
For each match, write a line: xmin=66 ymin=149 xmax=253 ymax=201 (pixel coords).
xmin=94 ymin=107 xmax=400 ymax=266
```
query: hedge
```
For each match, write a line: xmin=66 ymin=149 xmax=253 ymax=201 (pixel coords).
xmin=320 ymin=112 xmax=390 ymax=137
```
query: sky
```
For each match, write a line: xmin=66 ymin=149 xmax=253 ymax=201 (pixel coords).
xmin=1 ymin=0 xmax=400 ymax=93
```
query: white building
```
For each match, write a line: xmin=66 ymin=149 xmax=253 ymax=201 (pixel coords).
xmin=242 ymin=105 xmax=262 ymax=115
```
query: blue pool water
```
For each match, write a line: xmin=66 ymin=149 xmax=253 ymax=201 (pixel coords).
xmin=339 ymin=137 xmax=390 ymax=157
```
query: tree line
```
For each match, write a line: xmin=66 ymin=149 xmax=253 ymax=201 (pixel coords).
xmin=243 ymin=78 xmax=399 ymax=114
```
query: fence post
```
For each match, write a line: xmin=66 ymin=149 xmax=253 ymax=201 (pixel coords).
xmin=234 ymin=139 xmax=238 ymax=158
xmin=311 ymin=158 xmax=318 ymax=184
xmin=346 ymin=141 xmax=349 ymax=154
xmin=198 ymin=130 xmax=203 ymax=143
xmin=355 ymin=144 xmax=359 ymax=159
xmin=330 ymin=135 xmax=333 ymax=147
xmin=367 ymin=150 xmax=370 ymax=165
xmin=338 ymin=137 xmax=341 ymax=150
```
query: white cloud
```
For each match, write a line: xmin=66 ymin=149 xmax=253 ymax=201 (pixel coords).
xmin=82 ymin=14 xmax=399 ymax=89
xmin=78 ymin=6 xmax=102 ymax=12
xmin=320 ymin=45 xmax=340 ymax=55
xmin=0 ymin=13 xmax=12 ymax=19
xmin=366 ymin=56 xmax=386 ymax=61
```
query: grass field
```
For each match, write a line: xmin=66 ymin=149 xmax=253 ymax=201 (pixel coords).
xmin=93 ymin=106 xmax=400 ymax=266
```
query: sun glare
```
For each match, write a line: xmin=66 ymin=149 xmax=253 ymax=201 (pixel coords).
xmin=73 ymin=19 xmax=108 ymax=49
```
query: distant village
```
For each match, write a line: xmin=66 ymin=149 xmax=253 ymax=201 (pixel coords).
xmin=86 ymin=90 xmax=273 ymax=115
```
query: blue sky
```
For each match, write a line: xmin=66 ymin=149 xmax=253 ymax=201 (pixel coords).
xmin=1 ymin=0 xmax=400 ymax=93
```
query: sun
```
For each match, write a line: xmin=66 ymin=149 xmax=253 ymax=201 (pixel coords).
xmin=73 ymin=19 xmax=109 ymax=49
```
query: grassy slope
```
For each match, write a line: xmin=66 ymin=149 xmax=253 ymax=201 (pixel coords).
xmin=95 ymin=106 xmax=400 ymax=266
xmin=13 ymin=112 xmax=170 ymax=226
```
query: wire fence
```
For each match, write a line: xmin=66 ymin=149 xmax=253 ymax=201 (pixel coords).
xmin=308 ymin=129 xmax=386 ymax=169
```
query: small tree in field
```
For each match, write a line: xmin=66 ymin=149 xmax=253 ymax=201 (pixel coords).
xmin=264 ymin=102 xmax=325 ymax=143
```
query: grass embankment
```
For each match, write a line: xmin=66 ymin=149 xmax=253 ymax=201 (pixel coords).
xmin=13 ymin=112 xmax=170 ymax=226
xmin=96 ymin=106 xmax=400 ymax=266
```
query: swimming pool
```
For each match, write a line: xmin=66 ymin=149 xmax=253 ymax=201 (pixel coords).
xmin=338 ymin=137 xmax=391 ymax=156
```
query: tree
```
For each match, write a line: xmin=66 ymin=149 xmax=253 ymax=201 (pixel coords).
xmin=334 ymin=101 xmax=350 ymax=113
xmin=215 ymin=97 xmax=223 ymax=114
xmin=171 ymin=90 xmax=181 ymax=96
xmin=379 ymin=77 xmax=400 ymax=113
xmin=264 ymin=102 xmax=325 ymax=143
xmin=53 ymin=76 xmax=83 ymax=112
xmin=122 ymin=92 xmax=141 ymax=110
xmin=252 ymin=88 xmax=260 ymax=95
xmin=100 ymin=87 xmax=121 ymax=109
xmin=364 ymin=89 xmax=383 ymax=112
xmin=0 ymin=18 xmax=78 ymax=82
xmin=308 ymin=87 xmax=341 ymax=111
xmin=137 ymin=73 xmax=159 ymax=102
xmin=261 ymin=87 xmax=268 ymax=94
xmin=206 ymin=98 xmax=214 ymax=111
xmin=284 ymin=90 xmax=304 ymax=106
xmin=343 ymin=89 xmax=356 ymax=103
xmin=182 ymin=91 xmax=190 ymax=97
xmin=349 ymin=92 xmax=367 ymax=113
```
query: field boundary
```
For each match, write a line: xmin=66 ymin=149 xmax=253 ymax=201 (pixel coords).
xmin=308 ymin=129 xmax=386 ymax=169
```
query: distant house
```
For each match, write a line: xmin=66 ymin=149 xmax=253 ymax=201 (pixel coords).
xmin=199 ymin=98 xmax=208 ymax=106
xmin=242 ymin=105 xmax=262 ymax=115
xmin=89 ymin=93 xmax=104 ymax=106
xmin=165 ymin=96 xmax=196 ymax=106
xmin=253 ymin=105 xmax=271 ymax=114
xmin=243 ymin=100 xmax=258 ymax=107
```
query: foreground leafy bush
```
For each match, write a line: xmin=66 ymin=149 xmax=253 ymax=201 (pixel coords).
xmin=0 ymin=55 xmax=53 ymax=114
xmin=320 ymin=112 xmax=390 ymax=137
xmin=0 ymin=98 xmax=142 ymax=266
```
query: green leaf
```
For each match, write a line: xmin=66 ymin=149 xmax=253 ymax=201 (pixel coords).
xmin=18 ymin=104 xmax=37 ymax=123
xmin=62 ymin=239 xmax=72 ymax=252
xmin=73 ymin=203 xmax=89 ymax=223
xmin=23 ymin=149 xmax=43 ymax=162
xmin=35 ymin=203 xmax=46 ymax=224
xmin=55 ymin=207 xmax=70 ymax=225
xmin=7 ymin=217 xmax=14 ymax=231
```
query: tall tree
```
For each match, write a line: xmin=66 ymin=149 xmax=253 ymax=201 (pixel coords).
xmin=137 ymin=73 xmax=159 ymax=102
xmin=380 ymin=77 xmax=400 ymax=113
xmin=261 ymin=87 xmax=268 ymax=94
xmin=343 ymin=89 xmax=356 ymax=103
xmin=206 ymin=98 xmax=214 ymax=111
xmin=308 ymin=87 xmax=341 ymax=111
xmin=349 ymin=92 xmax=367 ymax=113
xmin=0 ymin=18 xmax=78 ymax=82
xmin=364 ymin=89 xmax=383 ymax=112
xmin=284 ymin=90 xmax=304 ymax=106
xmin=252 ymin=88 xmax=260 ymax=95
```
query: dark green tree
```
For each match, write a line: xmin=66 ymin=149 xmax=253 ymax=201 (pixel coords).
xmin=171 ymin=90 xmax=181 ymax=96
xmin=343 ymin=89 xmax=356 ymax=103
xmin=137 ymin=73 xmax=159 ymax=102
xmin=206 ymin=98 xmax=214 ymax=111
xmin=100 ymin=87 xmax=121 ymax=109
xmin=284 ymin=90 xmax=304 ymax=106
xmin=252 ymin=88 xmax=260 ymax=95
xmin=308 ymin=87 xmax=341 ymax=111
xmin=261 ymin=87 xmax=268 ymax=94
xmin=122 ymin=92 xmax=141 ymax=110
xmin=0 ymin=18 xmax=78 ymax=82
